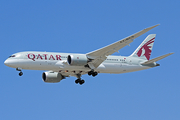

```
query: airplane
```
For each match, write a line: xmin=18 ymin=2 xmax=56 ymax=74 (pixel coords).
xmin=4 ymin=24 xmax=173 ymax=85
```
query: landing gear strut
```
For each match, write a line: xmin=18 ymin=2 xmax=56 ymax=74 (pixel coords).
xmin=75 ymin=74 xmax=85 ymax=85
xmin=16 ymin=68 xmax=23 ymax=76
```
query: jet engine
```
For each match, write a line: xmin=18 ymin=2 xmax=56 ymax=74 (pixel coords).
xmin=67 ymin=54 xmax=89 ymax=66
xmin=42 ymin=71 xmax=63 ymax=83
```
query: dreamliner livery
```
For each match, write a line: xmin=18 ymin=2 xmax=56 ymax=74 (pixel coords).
xmin=4 ymin=24 xmax=173 ymax=85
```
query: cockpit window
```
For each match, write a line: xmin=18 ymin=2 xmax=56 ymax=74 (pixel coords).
xmin=9 ymin=55 xmax=16 ymax=58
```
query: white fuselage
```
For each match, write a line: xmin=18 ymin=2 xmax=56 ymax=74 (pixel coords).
xmin=4 ymin=51 xmax=153 ymax=76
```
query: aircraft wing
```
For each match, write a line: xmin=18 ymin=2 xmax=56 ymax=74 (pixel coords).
xmin=86 ymin=24 xmax=159 ymax=69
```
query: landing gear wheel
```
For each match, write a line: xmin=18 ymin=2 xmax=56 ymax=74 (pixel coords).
xmin=79 ymin=80 xmax=85 ymax=85
xmin=75 ymin=73 xmax=85 ymax=85
xmin=75 ymin=79 xmax=85 ymax=85
xmin=88 ymin=71 xmax=92 ymax=76
xmin=75 ymin=79 xmax=80 ymax=84
xmin=19 ymin=72 xmax=23 ymax=76
xmin=88 ymin=70 xmax=98 ymax=77
xmin=92 ymin=72 xmax=98 ymax=77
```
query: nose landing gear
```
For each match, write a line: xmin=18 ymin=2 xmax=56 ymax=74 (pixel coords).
xmin=16 ymin=68 xmax=23 ymax=76
xmin=19 ymin=71 xmax=23 ymax=76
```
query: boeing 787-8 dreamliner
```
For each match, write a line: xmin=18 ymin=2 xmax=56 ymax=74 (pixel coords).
xmin=4 ymin=24 xmax=173 ymax=85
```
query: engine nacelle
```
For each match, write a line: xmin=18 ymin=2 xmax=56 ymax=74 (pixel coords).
xmin=42 ymin=71 xmax=63 ymax=83
xmin=67 ymin=54 xmax=88 ymax=66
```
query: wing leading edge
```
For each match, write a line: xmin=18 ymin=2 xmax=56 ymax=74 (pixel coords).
xmin=86 ymin=24 xmax=160 ymax=69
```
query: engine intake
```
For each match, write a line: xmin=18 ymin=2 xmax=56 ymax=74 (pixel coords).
xmin=67 ymin=54 xmax=88 ymax=66
xmin=42 ymin=71 xmax=63 ymax=83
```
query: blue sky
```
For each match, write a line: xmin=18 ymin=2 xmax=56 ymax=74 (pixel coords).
xmin=0 ymin=1 xmax=179 ymax=120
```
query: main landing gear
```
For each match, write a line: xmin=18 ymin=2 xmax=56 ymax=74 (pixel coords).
xmin=75 ymin=79 xmax=85 ymax=85
xmin=16 ymin=68 xmax=23 ymax=76
xmin=75 ymin=70 xmax=98 ymax=85
xmin=88 ymin=70 xmax=98 ymax=77
xmin=75 ymin=74 xmax=85 ymax=85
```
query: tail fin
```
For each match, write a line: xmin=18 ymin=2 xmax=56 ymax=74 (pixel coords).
xmin=130 ymin=34 xmax=156 ymax=60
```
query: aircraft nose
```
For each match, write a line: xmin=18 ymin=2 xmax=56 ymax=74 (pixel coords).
xmin=4 ymin=59 xmax=15 ymax=67
xmin=4 ymin=59 xmax=9 ymax=66
xmin=4 ymin=59 xmax=19 ymax=68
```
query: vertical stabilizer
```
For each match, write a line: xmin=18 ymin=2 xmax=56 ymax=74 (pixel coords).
xmin=130 ymin=34 xmax=156 ymax=60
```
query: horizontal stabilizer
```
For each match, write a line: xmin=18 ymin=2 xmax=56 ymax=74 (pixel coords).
xmin=141 ymin=53 xmax=174 ymax=65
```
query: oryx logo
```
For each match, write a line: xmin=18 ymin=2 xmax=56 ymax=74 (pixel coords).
xmin=137 ymin=37 xmax=155 ymax=60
